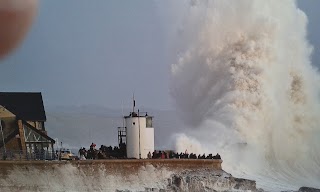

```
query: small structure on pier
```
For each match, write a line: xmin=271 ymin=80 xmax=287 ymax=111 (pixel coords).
xmin=117 ymin=98 xmax=154 ymax=159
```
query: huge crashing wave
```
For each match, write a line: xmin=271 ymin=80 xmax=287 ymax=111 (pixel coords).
xmin=170 ymin=0 xmax=320 ymax=191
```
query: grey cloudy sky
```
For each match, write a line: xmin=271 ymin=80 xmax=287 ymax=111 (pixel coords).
xmin=0 ymin=0 xmax=319 ymax=110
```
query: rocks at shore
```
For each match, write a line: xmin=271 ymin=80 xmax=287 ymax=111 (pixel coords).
xmin=165 ymin=169 xmax=259 ymax=192
xmin=298 ymin=187 xmax=320 ymax=192
xmin=118 ymin=169 xmax=262 ymax=192
xmin=282 ymin=187 xmax=320 ymax=192
xmin=117 ymin=169 xmax=320 ymax=192
xmin=160 ymin=170 xmax=320 ymax=192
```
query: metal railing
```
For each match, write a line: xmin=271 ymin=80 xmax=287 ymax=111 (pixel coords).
xmin=0 ymin=150 xmax=56 ymax=161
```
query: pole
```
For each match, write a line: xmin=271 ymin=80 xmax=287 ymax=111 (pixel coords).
xmin=122 ymin=101 xmax=125 ymax=129
xmin=121 ymin=101 xmax=126 ymax=145
xmin=0 ymin=120 xmax=7 ymax=157
xmin=138 ymin=109 xmax=141 ymax=159
xmin=132 ymin=93 xmax=135 ymax=113
xmin=59 ymin=141 xmax=62 ymax=160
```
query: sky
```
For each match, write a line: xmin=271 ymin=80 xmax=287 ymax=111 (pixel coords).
xmin=0 ymin=0 xmax=319 ymax=110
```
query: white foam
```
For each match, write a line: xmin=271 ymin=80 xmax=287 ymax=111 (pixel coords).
xmin=0 ymin=164 xmax=172 ymax=192
xmin=169 ymin=0 xmax=320 ymax=191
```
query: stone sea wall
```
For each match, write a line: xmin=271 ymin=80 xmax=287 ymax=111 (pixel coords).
xmin=0 ymin=159 xmax=260 ymax=192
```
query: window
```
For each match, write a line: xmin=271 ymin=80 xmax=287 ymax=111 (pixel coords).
xmin=146 ymin=117 xmax=153 ymax=128
xmin=37 ymin=122 xmax=43 ymax=129
xmin=23 ymin=125 xmax=50 ymax=143
xmin=0 ymin=120 xmax=5 ymax=129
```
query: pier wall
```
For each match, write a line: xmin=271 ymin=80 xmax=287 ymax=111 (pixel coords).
xmin=0 ymin=159 xmax=222 ymax=191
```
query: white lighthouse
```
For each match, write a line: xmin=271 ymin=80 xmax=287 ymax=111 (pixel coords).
xmin=118 ymin=99 xmax=154 ymax=159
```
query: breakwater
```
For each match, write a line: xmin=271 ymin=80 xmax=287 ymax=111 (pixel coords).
xmin=0 ymin=159 xmax=233 ymax=192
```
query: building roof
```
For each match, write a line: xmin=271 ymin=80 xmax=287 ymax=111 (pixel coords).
xmin=0 ymin=92 xmax=46 ymax=121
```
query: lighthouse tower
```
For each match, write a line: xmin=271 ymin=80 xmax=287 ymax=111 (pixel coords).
xmin=122 ymin=99 xmax=154 ymax=159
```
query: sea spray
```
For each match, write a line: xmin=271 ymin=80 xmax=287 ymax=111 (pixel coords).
xmin=170 ymin=0 xmax=320 ymax=191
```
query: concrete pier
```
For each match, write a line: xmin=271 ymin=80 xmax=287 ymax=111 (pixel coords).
xmin=0 ymin=159 xmax=223 ymax=191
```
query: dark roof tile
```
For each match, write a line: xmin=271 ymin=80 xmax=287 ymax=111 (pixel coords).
xmin=0 ymin=92 xmax=46 ymax=121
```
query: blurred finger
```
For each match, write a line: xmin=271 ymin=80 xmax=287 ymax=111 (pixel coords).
xmin=0 ymin=0 xmax=38 ymax=59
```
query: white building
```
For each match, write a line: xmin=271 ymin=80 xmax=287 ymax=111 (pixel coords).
xmin=121 ymin=110 xmax=154 ymax=159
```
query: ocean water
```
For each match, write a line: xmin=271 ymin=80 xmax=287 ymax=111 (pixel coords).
xmin=170 ymin=0 xmax=320 ymax=191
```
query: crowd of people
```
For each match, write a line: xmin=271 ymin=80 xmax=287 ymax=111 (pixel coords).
xmin=78 ymin=143 xmax=221 ymax=160
xmin=148 ymin=150 xmax=221 ymax=160
xmin=78 ymin=143 xmax=126 ymax=160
